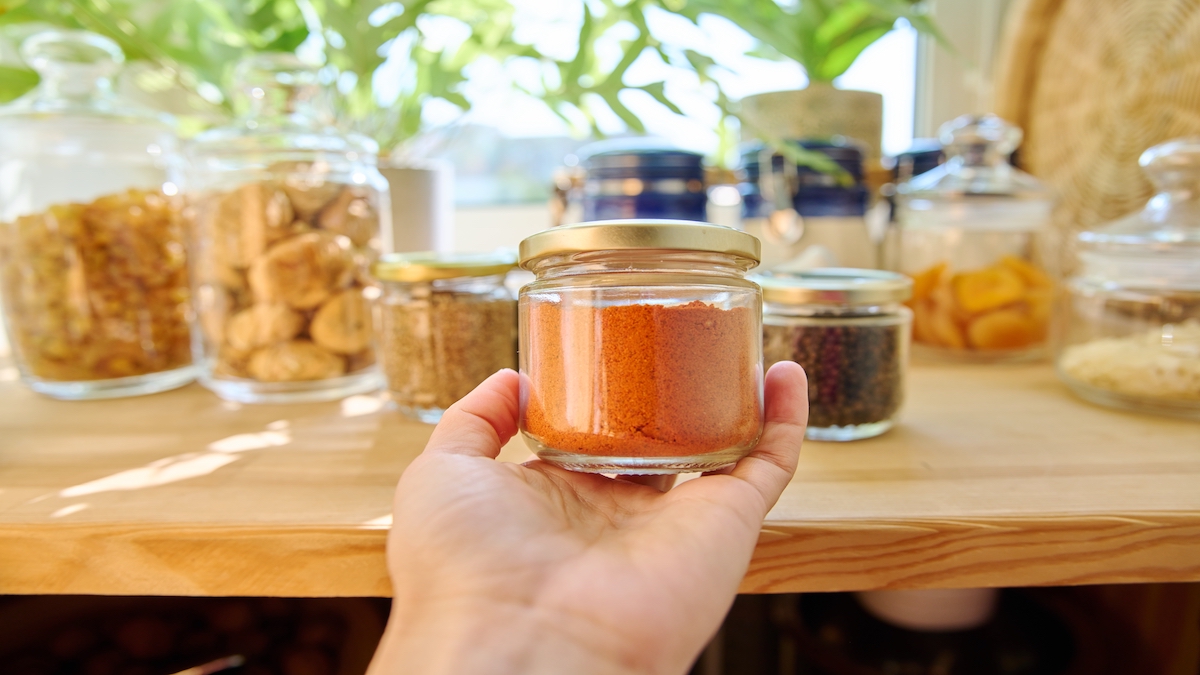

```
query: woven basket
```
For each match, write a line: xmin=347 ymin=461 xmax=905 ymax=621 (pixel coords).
xmin=994 ymin=0 xmax=1200 ymax=272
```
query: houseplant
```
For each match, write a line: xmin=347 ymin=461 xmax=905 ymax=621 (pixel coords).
xmin=675 ymin=0 xmax=947 ymax=159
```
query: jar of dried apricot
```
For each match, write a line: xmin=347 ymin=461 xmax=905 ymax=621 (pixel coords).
xmin=183 ymin=55 xmax=388 ymax=403
xmin=518 ymin=220 xmax=764 ymax=474
xmin=893 ymin=115 xmax=1055 ymax=362
xmin=0 ymin=30 xmax=194 ymax=399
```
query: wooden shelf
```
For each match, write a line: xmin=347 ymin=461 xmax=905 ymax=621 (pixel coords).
xmin=1 ymin=363 xmax=1197 ymax=597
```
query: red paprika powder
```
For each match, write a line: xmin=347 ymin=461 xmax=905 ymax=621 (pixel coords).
xmin=522 ymin=297 xmax=763 ymax=460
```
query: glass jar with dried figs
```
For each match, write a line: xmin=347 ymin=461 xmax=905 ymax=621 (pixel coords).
xmin=183 ymin=54 xmax=389 ymax=403
xmin=0 ymin=30 xmax=194 ymax=399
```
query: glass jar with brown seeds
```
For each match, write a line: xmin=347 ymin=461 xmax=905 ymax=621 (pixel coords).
xmin=371 ymin=253 xmax=517 ymax=423
xmin=759 ymin=269 xmax=913 ymax=441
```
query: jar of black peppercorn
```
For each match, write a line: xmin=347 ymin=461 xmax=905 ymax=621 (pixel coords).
xmin=758 ymin=269 xmax=912 ymax=441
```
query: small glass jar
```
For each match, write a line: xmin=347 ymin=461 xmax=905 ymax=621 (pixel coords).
xmin=371 ymin=253 xmax=518 ymax=423
xmin=580 ymin=142 xmax=709 ymax=222
xmin=519 ymin=220 xmax=764 ymax=474
xmin=0 ymin=30 xmax=193 ymax=399
xmin=759 ymin=269 xmax=913 ymax=441
xmin=893 ymin=115 xmax=1055 ymax=362
xmin=183 ymin=54 xmax=389 ymax=403
xmin=739 ymin=140 xmax=875 ymax=270
xmin=1056 ymin=139 xmax=1200 ymax=419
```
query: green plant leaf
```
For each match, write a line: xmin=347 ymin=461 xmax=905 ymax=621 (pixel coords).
xmin=814 ymin=23 xmax=891 ymax=80
xmin=0 ymin=63 xmax=36 ymax=102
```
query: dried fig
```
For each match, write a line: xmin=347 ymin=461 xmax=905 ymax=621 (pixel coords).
xmin=317 ymin=187 xmax=377 ymax=247
xmin=248 ymin=340 xmax=346 ymax=382
xmin=274 ymin=161 xmax=343 ymax=221
xmin=248 ymin=231 xmax=355 ymax=309
xmin=310 ymin=289 xmax=372 ymax=354
xmin=226 ymin=303 xmax=305 ymax=351
xmin=210 ymin=183 xmax=294 ymax=268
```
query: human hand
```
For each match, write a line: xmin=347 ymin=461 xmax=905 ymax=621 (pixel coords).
xmin=368 ymin=362 xmax=808 ymax=675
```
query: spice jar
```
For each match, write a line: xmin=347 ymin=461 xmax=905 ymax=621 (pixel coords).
xmin=0 ymin=30 xmax=193 ymax=399
xmin=893 ymin=115 xmax=1055 ymax=362
xmin=371 ymin=252 xmax=517 ymax=423
xmin=1056 ymin=139 xmax=1200 ymax=419
xmin=519 ymin=220 xmax=764 ymax=474
xmin=759 ymin=269 xmax=912 ymax=441
xmin=183 ymin=54 xmax=389 ymax=403
xmin=579 ymin=141 xmax=709 ymax=222
xmin=739 ymin=140 xmax=875 ymax=270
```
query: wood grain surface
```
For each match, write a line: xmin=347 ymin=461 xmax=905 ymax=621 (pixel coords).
xmin=0 ymin=364 xmax=1197 ymax=596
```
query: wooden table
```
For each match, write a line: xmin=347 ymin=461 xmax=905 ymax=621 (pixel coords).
xmin=0 ymin=364 xmax=1197 ymax=597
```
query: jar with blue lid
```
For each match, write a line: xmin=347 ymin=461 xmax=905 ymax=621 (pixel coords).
xmin=580 ymin=142 xmax=708 ymax=222
xmin=739 ymin=139 xmax=875 ymax=270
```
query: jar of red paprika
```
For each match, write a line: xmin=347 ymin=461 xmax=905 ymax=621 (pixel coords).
xmin=518 ymin=219 xmax=764 ymax=474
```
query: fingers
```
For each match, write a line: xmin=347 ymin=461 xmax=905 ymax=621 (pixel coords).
xmin=728 ymin=361 xmax=808 ymax=514
xmin=423 ymin=369 xmax=521 ymax=459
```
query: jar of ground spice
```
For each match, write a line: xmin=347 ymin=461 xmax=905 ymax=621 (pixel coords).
xmin=372 ymin=252 xmax=517 ymax=423
xmin=518 ymin=220 xmax=764 ymax=474
xmin=759 ymin=269 xmax=912 ymax=441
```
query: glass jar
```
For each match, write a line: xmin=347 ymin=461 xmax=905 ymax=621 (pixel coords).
xmin=1056 ymin=139 xmax=1200 ymax=419
xmin=580 ymin=142 xmax=709 ymax=222
xmin=739 ymin=140 xmax=875 ymax=270
xmin=183 ymin=55 xmax=389 ymax=403
xmin=519 ymin=220 xmax=764 ymax=474
xmin=759 ymin=269 xmax=912 ymax=441
xmin=0 ymin=30 xmax=193 ymax=399
xmin=371 ymin=252 xmax=518 ymax=423
xmin=894 ymin=115 xmax=1055 ymax=362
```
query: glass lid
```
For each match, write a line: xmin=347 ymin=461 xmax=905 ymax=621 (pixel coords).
xmin=900 ymin=114 xmax=1051 ymax=201
xmin=0 ymin=29 xmax=169 ymax=126
xmin=1080 ymin=138 xmax=1200 ymax=252
xmin=188 ymin=53 xmax=377 ymax=159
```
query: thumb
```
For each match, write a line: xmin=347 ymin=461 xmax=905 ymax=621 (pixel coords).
xmin=423 ymin=369 xmax=521 ymax=459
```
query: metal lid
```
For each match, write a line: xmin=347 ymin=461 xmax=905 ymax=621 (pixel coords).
xmin=755 ymin=268 xmax=912 ymax=305
xmin=518 ymin=219 xmax=761 ymax=267
xmin=372 ymin=251 xmax=517 ymax=282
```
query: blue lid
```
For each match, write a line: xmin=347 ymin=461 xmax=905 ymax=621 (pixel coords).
xmin=579 ymin=139 xmax=708 ymax=222
xmin=739 ymin=139 xmax=868 ymax=217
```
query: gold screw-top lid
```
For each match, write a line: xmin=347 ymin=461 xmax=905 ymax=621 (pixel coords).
xmin=518 ymin=219 xmax=761 ymax=268
xmin=755 ymin=268 xmax=912 ymax=305
xmin=371 ymin=251 xmax=517 ymax=283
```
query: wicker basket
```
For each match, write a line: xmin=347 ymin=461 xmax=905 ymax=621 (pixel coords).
xmin=994 ymin=0 xmax=1200 ymax=273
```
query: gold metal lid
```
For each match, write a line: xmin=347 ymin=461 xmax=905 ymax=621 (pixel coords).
xmin=518 ymin=219 xmax=761 ymax=268
xmin=371 ymin=251 xmax=517 ymax=282
xmin=755 ymin=268 xmax=913 ymax=305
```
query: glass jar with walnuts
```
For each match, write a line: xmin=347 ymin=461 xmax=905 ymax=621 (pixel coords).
xmin=183 ymin=54 xmax=389 ymax=403
xmin=0 ymin=29 xmax=193 ymax=400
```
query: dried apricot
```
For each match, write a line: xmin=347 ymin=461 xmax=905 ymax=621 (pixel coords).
xmin=931 ymin=304 xmax=967 ymax=349
xmin=909 ymin=262 xmax=946 ymax=303
xmin=998 ymin=255 xmax=1052 ymax=288
xmin=966 ymin=309 xmax=1041 ymax=350
xmin=953 ymin=267 xmax=1025 ymax=313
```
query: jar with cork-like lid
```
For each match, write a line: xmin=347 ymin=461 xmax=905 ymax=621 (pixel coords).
xmin=183 ymin=54 xmax=389 ymax=403
xmin=518 ymin=219 xmax=764 ymax=474
xmin=371 ymin=252 xmax=518 ymax=423
xmin=1056 ymin=138 xmax=1200 ymax=418
xmin=0 ymin=29 xmax=193 ymax=399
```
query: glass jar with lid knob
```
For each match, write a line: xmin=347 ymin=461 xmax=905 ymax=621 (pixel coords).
xmin=0 ymin=29 xmax=193 ymax=399
xmin=183 ymin=54 xmax=390 ymax=403
xmin=893 ymin=115 xmax=1055 ymax=362
xmin=1056 ymin=139 xmax=1200 ymax=418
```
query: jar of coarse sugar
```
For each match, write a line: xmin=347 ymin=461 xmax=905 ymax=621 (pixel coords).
xmin=759 ymin=269 xmax=912 ymax=441
xmin=518 ymin=220 xmax=764 ymax=474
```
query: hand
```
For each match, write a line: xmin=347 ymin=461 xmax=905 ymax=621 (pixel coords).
xmin=369 ymin=362 xmax=808 ymax=675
